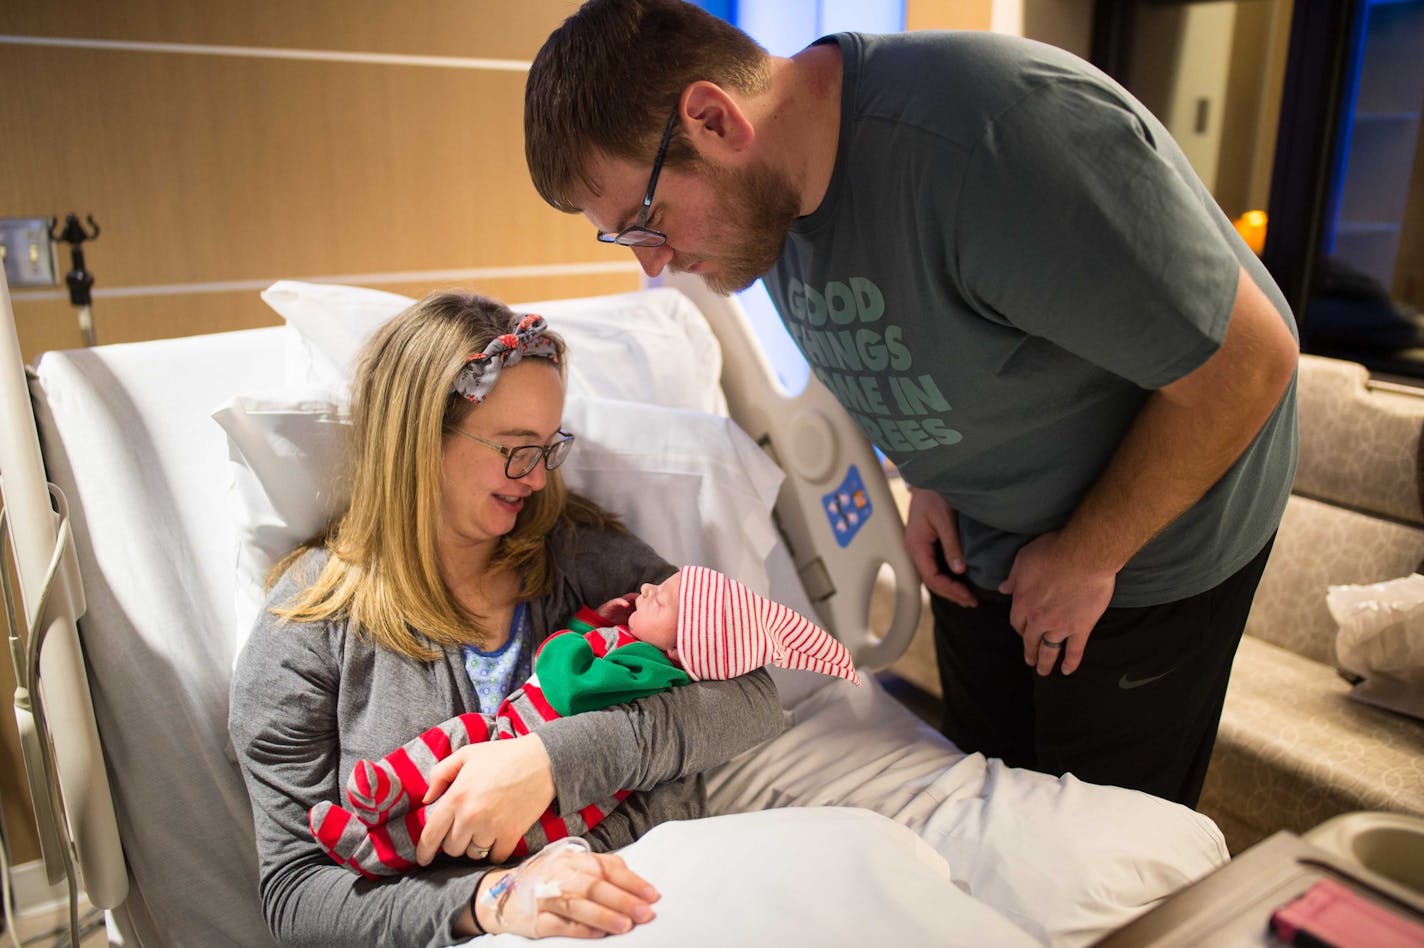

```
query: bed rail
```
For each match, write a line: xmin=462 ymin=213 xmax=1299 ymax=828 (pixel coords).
xmin=664 ymin=274 xmax=922 ymax=670
xmin=0 ymin=271 xmax=126 ymax=911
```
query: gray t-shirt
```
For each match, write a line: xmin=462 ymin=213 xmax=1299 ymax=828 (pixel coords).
xmin=765 ymin=30 xmax=1298 ymax=606
xmin=230 ymin=520 xmax=784 ymax=948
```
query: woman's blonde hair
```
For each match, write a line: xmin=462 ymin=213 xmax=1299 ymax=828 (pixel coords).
xmin=271 ymin=290 xmax=617 ymax=660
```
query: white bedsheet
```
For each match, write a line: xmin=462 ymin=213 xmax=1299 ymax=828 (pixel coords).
xmin=32 ymin=329 xmax=285 ymax=947
xmin=708 ymin=671 xmax=1227 ymax=946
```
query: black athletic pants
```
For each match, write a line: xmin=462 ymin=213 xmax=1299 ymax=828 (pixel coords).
xmin=930 ymin=536 xmax=1275 ymax=807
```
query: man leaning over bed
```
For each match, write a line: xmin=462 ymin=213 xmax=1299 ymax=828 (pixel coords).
xmin=523 ymin=0 xmax=1299 ymax=807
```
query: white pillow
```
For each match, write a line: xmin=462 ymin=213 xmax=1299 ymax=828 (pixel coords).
xmin=262 ymin=280 xmax=727 ymax=415
xmin=214 ymin=390 xmax=782 ymax=658
xmin=467 ymin=807 xmax=1036 ymax=948
xmin=559 ymin=395 xmax=782 ymax=592
xmin=262 ymin=281 xmax=416 ymax=386
xmin=213 ymin=383 xmax=352 ymax=651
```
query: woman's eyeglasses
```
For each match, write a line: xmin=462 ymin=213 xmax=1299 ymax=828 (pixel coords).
xmin=450 ymin=429 xmax=576 ymax=479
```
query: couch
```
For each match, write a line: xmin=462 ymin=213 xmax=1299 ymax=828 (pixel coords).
xmin=1198 ymin=353 xmax=1424 ymax=851
xmin=880 ymin=353 xmax=1424 ymax=854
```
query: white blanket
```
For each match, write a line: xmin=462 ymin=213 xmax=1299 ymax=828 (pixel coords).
xmin=709 ymin=670 xmax=1227 ymax=946
xmin=468 ymin=807 xmax=1037 ymax=948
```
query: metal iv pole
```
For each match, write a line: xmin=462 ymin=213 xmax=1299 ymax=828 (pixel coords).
xmin=48 ymin=215 xmax=100 ymax=348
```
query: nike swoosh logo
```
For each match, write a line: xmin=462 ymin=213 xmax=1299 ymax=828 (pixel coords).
xmin=1118 ymin=669 xmax=1174 ymax=690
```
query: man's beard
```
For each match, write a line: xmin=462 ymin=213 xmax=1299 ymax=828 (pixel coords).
xmin=688 ymin=159 xmax=801 ymax=296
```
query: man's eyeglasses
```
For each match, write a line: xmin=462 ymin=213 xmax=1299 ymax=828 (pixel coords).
xmin=595 ymin=112 xmax=679 ymax=248
xmin=450 ymin=428 xmax=576 ymax=479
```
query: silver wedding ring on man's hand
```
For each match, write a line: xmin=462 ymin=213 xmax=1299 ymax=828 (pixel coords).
xmin=1041 ymin=639 xmax=1066 ymax=649
xmin=468 ymin=844 xmax=492 ymax=860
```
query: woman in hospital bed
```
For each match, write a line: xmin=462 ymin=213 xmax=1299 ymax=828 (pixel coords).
xmin=229 ymin=293 xmax=787 ymax=943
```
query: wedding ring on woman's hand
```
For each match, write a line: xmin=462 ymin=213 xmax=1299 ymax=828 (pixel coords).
xmin=469 ymin=844 xmax=492 ymax=860
xmin=1041 ymin=639 xmax=1066 ymax=649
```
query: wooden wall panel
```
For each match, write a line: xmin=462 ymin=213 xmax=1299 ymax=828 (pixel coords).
xmin=1 ymin=47 xmax=598 ymax=287
xmin=0 ymin=1 xmax=582 ymax=61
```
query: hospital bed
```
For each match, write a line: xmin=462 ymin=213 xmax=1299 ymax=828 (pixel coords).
xmin=0 ymin=270 xmax=1230 ymax=947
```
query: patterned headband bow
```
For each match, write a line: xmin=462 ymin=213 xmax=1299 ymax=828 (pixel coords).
xmin=452 ymin=314 xmax=559 ymax=403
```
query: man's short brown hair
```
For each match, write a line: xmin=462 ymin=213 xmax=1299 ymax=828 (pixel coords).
xmin=524 ymin=0 xmax=770 ymax=213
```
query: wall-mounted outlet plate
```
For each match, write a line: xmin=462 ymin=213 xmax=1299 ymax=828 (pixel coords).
xmin=1 ymin=218 xmax=58 ymax=288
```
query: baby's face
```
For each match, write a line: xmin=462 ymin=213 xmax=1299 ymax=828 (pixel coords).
xmin=627 ymin=571 xmax=681 ymax=650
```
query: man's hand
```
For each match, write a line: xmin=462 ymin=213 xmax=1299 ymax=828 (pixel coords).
xmin=999 ymin=531 xmax=1116 ymax=676
xmin=416 ymin=734 xmax=556 ymax=866
xmin=904 ymin=487 xmax=978 ymax=608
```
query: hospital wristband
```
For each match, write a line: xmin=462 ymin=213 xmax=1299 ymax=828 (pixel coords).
xmin=468 ymin=871 xmax=501 ymax=935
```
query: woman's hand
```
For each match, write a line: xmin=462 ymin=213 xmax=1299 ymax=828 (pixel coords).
xmin=475 ymin=840 xmax=660 ymax=939
xmin=416 ymin=734 xmax=555 ymax=865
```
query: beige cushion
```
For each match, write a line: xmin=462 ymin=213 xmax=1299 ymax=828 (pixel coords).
xmin=1294 ymin=354 xmax=1424 ymax=526
xmin=1247 ymin=495 xmax=1424 ymax=664
xmin=1201 ymin=635 xmax=1424 ymax=852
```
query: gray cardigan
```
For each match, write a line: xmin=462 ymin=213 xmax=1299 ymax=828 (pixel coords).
xmin=229 ymin=522 xmax=785 ymax=947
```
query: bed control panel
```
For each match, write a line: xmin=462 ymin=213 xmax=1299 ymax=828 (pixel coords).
xmin=822 ymin=464 xmax=872 ymax=549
